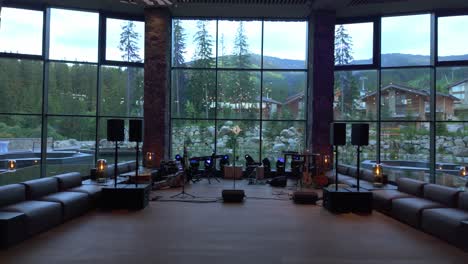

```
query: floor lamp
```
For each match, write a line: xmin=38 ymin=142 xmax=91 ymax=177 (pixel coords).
xmin=107 ymin=119 xmax=125 ymax=188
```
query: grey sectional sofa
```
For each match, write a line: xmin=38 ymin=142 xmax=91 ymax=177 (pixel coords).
xmin=0 ymin=172 xmax=98 ymax=249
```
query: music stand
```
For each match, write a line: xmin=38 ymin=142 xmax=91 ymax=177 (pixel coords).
xmin=171 ymin=145 xmax=196 ymax=199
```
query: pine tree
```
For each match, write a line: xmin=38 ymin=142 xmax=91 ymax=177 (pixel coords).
xmin=232 ymin=22 xmax=254 ymax=118
xmin=119 ymin=21 xmax=142 ymax=63
xmin=189 ymin=21 xmax=215 ymax=118
xmin=173 ymin=20 xmax=186 ymax=116
xmin=119 ymin=21 xmax=142 ymax=116
xmin=334 ymin=25 xmax=353 ymax=65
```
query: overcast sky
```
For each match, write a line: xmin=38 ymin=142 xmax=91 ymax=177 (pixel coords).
xmin=1 ymin=8 xmax=467 ymax=63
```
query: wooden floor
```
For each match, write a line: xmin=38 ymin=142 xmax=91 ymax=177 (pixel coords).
xmin=1 ymin=179 xmax=468 ymax=264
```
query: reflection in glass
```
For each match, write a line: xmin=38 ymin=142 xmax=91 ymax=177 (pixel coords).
xmin=0 ymin=58 xmax=43 ymax=114
xmin=436 ymin=67 xmax=468 ymax=121
xmin=334 ymin=70 xmax=378 ymax=120
xmin=171 ymin=119 xmax=215 ymax=158
xmin=435 ymin=122 xmax=468 ymax=188
xmin=171 ymin=19 xmax=216 ymax=68
xmin=100 ymin=66 xmax=144 ymax=117
xmin=263 ymin=71 xmax=307 ymax=120
xmin=0 ymin=115 xmax=42 ymax=186
xmin=262 ymin=121 xmax=305 ymax=167
xmin=217 ymin=71 xmax=260 ymax=119
xmin=381 ymin=68 xmax=432 ymax=121
xmin=263 ymin=21 xmax=307 ymax=69
xmin=48 ymin=62 xmax=97 ymax=115
xmin=46 ymin=117 xmax=96 ymax=177
xmin=106 ymin=18 xmax=144 ymax=62
xmin=0 ymin=8 xmax=43 ymax=55
xmin=438 ymin=16 xmax=468 ymax=61
xmin=380 ymin=122 xmax=430 ymax=182
xmin=381 ymin=14 xmax=431 ymax=67
xmin=217 ymin=20 xmax=262 ymax=69
xmin=171 ymin=69 xmax=216 ymax=119
xmin=334 ymin=22 xmax=373 ymax=65
xmin=49 ymin=8 xmax=99 ymax=62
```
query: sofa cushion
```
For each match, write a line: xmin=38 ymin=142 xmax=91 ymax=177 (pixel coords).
xmin=0 ymin=184 xmax=26 ymax=207
xmin=421 ymin=208 xmax=468 ymax=247
xmin=127 ymin=161 xmax=137 ymax=172
xmin=396 ymin=177 xmax=426 ymax=197
xmin=392 ymin=197 xmax=445 ymax=228
xmin=118 ymin=163 xmax=129 ymax=174
xmin=372 ymin=189 xmax=412 ymax=213
xmin=68 ymin=185 xmax=102 ymax=204
xmin=106 ymin=164 xmax=117 ymax=178
xmin=360 ymin=169 xmax=375 ymax=182
xmin=54 ymin=172 xmax=82 ymax=191
xmin=22 ymin=178 xmax=59 ymax=200
xmin=423 ymin=184 xmax=460 ymax=207
xmin=2 ymin=200 xmax=62 ymax=236
xmin=458 ymin=192 xmax=468 ymax=211
xmin=40 ymin=192 xmax=90 ymax=221
xmin=336 ymin=165 xmax=349 ymax=176
xmin=348 ymin=167 xmax=358 ymax=178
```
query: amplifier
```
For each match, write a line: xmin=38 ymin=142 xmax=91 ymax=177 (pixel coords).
xmin=101 ymin=184 xmax=151 ymax=210
xmin=323 ymin=187 xmax=372 ymax=214
xmin=222 ymin=189 xmax=245 ymax=203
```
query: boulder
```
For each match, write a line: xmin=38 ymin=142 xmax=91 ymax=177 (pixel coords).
xmin=218 ymin=126 xmax=232 ymax=137
xmin=273 ymin=143 xmax=286 ymax=152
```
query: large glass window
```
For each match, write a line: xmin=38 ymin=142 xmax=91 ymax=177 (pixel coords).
xmin=46 ymin=116 xmax=96 ymax=177
xmin=380 ymin=68 xmax=432 ymax=121
xmin=0 ymin=8 xmax=43 ymax=55
xmin=49 ymin=8 xmax=99 ymax=62
xmin=171 ymin=19 xmax=308 ymax=165
xmin=263 ymin=21 xmax=308 ymax=69
xmin=172 ymin=19 xmax=216 ymax=68
xmin=0 ymin=115 xmax=42 ymax=185
xmin=0 ymin=58 xmax=43 ymax=114
xmin=100 ymin=66 xmax=144 ymax=117
xmin=436 ymin=67 xmax=468 ymax=121
xmin=334 ymin=22 xmax=373 ymax=65
xmin=48 ymin=62 xmax=97 ymax=115
xmin=217 ymin=20 xmax=262 ymax=69
xmin=381 ymin=14 xmax=431 ymax=67
xmin=334 ymin=70 xmax=378 ymax=121
xmin=106 ymin=18 xmax=144 ymax=63
xmin=0 ymin=7 xmax=144 ymax=185
xmin=438 ymin=16 xmax=468 ymax=62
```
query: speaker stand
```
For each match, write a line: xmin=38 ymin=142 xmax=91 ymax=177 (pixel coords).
xmin=356 ymin=145 xmax=361 ymax=191
xmin=334 ymin=145 xmax=339 ymax=191
xmin=114 ymin=141 xmax=119 ymax=188
xmin=135 ymin=142 xmax=139 ymax=187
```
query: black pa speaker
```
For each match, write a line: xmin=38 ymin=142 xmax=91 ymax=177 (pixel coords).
xmin=351 ymin=123 xmax=369 ymax=146
xmin=129 ymin=119 xmax=143 ymax=142
xmin=107 ymin=119 xmax=125 ymax=142
xmin=222 ymin=189 xmax=245 ymax=203
xmin=330 ymin=123 xmax=346 ymax=146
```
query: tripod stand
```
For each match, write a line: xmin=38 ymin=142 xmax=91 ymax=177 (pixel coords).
xmin=171 ymin=150 xmax=195 ymax=199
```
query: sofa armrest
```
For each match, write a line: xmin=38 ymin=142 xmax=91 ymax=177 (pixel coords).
xmin=460 ymin=221 xmax=468 ymax=251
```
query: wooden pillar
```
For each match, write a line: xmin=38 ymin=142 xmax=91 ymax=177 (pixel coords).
xmin=308 ymin=11 xmax=336 ymax=157
xmin=143 ymin=8 xmax=171 ymax=167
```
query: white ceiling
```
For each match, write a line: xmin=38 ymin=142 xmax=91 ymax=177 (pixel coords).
xmin=3 ymin=0 xmax=468 ymax=18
